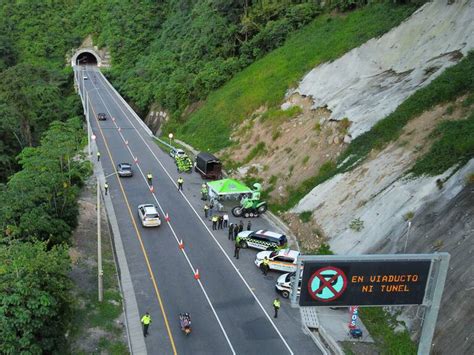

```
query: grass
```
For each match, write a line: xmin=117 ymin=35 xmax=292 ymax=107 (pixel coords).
xmin=177 ymin=3 xmax=419 ymax=151
xmin=260 ymin=106 xmax=302 ymax=124
xmin=244 ymin=141 xmax=267 ymax=164
xmin=299 ymin=210 xmax=313 ymax=223
xmin=410 ymin=112 xmax=474 ymax=176
xmin=360 ymin=307 xmax=417 ymax=355
xmin=274 ymin=51 xmax=474 ymax=211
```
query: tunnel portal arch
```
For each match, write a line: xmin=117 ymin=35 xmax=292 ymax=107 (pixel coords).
xmin=71 ymin=49 xmax=102 ymax=67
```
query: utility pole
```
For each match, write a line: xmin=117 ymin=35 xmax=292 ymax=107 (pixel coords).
xmin=97 ymin=179 xmax=103 ymax=302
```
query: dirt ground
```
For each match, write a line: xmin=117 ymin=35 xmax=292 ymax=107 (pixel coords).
xmin=68 ymin=177 xmax=128 ymax=354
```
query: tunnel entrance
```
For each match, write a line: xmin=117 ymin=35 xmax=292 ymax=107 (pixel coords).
xmin=76 ymin=51 xmax=98 ymax=66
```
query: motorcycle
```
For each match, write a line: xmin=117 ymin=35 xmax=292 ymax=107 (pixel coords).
xmin=179 ymin=313 xmax=192 ymax=335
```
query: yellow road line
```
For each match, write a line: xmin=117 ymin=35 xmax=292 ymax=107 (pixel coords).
xmin=89 ymin=94 xmax=178 ymax=354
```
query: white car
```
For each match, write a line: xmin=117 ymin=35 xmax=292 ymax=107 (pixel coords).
xmin=83 ymin=76 xmax=88 ymax=80
xmin=137 ymin=204 xmax=161 ymax=227
xmin=170 ymin=148 xmax=186 ymax=159
xmin=255 ymin=249 xmax=300 ymax=273
xmin=276 ymin=272 xmax=301 ymax=299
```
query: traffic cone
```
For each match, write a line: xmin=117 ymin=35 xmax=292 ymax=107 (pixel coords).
xmin=112 ymin=117 xmax=115 ymax=122
xmin=118 ymin=127 xmax=121 ymax=132
xmin=194 ymin=269 xmax=200 ymax=280
xmin=179 ymin=240 xmax=184 ymax=250
xmin=150 ymin=185 xmax=154 ymax=193
xmin=134 ymin=157 xmax=138 ymax=163
xmin=165 ymin=213 xmax=170 ymax=222
xmin=125 ymin=140 xmax=128 ymax=145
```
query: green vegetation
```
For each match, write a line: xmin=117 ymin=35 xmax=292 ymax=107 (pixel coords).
xmin=360 ymin=307 xmax=417 ymax=355
xmin=0 ymin=241 xmax=73 ymax=354
xmin=299 ymin=211 xmax=313 ymax=223
xmin=177 ymin=3 xmax=419 ymax=150
xmin=274 ymin=51 xmax=474 ymax=211
xmin=349 ymin=218 xmax=365 ymax=232
xmin=410 ymin=112 xmax=474 ymax=176
xmin=244 ymin=141 xmax=267 ymax=163
xmin=260 ymin=106 xmax=303 ymax=123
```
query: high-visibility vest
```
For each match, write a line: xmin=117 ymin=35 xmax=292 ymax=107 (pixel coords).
xmin=97 ymin=152 xmax=101 ymax=157
xmin=141 ymin=314 xmax=152 ymax=325
xmin=204 ymin=205 xmax=209 ymax=210
xmin=178 ymin=178 xmax=184 ymax=184
xmin=104 ymin=183 xmax=109 ymax=189
xmin=263 ymin=258 xmax=270 ymax=267
xmin=147 ymin=174 xmax=152 ymax=179
xmin=273 ymin=299 xmax=280 ymax=309
xmin=212 ymin=216 xmax=218 ymax=222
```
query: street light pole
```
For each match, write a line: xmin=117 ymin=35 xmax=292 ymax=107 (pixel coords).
xmin=97 ymin=179 xmax=103 ymax=302
xmin=169 ymin=133 xmax=174 ymax=147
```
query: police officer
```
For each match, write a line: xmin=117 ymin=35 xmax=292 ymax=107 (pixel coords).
xmin=273 ymin=297 xmax=281 ymax=318
xmin=147 ymin=173 xmax=153 ymax=185
xmin=218 ymin=215 xmax=223 ymax=230
xmin=104 ymin=182 xmax=109 ymax=195
xmin=177 ymin=176 xmax=184 ymax=191
xmin=261 ymin=256 xmax=270 ymax=275
xmin=247 ymin=220 xmax=252 ymax=231
xmin=228 ymin=223 xmax=234 ymax=240
xmin=204 ymin=204 xmax=209 ymax=219
xmin=233 ymin=223 xmax=239 ymax=240
xmin=97 ymin=151 xmax=101 ymax=161
xmin=234 ymin=239 xmax=241 ymax=259
xmin=212 ymin=215 xmax=218 ymax=230
xmin=201 ymin=183 xmax=208 ymax=200
xmin=141 ymin=312 xmax=152 ymax=337
xmin=238 ymin=220 xmax=244 ymax=233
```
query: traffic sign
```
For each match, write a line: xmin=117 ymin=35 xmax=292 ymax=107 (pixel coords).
xmin=307 ymin=266 xmax=347 ymax=302
xmin=300 ymin=260 xmax=431 ymax=306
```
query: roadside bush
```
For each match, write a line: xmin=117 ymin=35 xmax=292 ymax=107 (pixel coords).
xmin=0 ymin=241 xmax=73 ymax=354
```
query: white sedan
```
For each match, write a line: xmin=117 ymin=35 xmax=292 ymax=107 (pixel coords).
xmin=137 ymin=204 xmax=161 ymax=227
xmin=255 ymin=249 xmax=300 ymax=273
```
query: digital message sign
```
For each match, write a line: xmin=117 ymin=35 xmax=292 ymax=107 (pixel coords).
xmin=299 ymin=260 xmax=431 ymax=306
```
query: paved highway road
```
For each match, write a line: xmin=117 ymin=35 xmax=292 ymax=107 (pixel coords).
xmin=76 ymin=66 xmax=321 ymax=355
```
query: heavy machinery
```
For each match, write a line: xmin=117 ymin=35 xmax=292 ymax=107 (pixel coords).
xmin=231 ymin=183 xmax=268 ymax=218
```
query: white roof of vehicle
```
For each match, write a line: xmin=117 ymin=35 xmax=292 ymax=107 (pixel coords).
xmin=276 ymin=249 xmax=299 ymax=259
xmin=255 ymin=230 xmax=285 ymax=238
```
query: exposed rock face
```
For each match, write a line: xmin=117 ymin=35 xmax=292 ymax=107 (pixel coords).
xmin=296 ymin=1 xmax=474 ymax=138
xmin=144 ymin=108 xmax=168 ymax=135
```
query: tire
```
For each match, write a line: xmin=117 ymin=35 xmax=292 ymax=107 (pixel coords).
xmin=232 ymin=206 xmax=243 ymax=217
xmin=244 ymin=212 xmax=250 ymax=218
xmin=281 ymin=290 xmax=290 ymax=299
xmin=241 ymin=241 xmax=248 ymax=248
xmin=257 ymin=203 xmax=268 ymax=214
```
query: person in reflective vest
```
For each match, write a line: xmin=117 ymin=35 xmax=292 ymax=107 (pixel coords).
xmin=273 ymin=298 xmax=281 ymax=318
xmin=261 ymin=257 xmax=270 ymax=275
xmin=177 ymin=176 xmax=184 ymax=191
xmin=212 ymin=215 xmax=218 ymax=230
xmin=141 ymin=312 xmax=152 ymax=337
xmin=147 ymin=173 xmax=153 ymax=185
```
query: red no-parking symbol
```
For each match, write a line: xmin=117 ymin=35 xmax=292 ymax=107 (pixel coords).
xmin=308 ymin=266 xmax=347 ymax=302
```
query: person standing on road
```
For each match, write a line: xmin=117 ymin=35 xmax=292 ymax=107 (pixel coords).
xmin=204 ymin=204 xmax=209 ymax=219
xmin=273 ymin=298 xmax=281 ymax=318
xmin=223 ymin=213 xmax=229 ymax=228
xmin=209 ymin=200 xmax=214 ymax=218
xmin=201 ymin=183 xmax=208 ymax=200
xmin=233 ymin=223 xmax=239 ymax=240
xmin=234 ymin=239 xmax=241 ymax=259
xmin=141 ymin=312 xmax=152 ymax=337
xmin=247 ymin=220 xmax=252 ymax=231
xmin=212 ymin=215 xmax=218 ymax=230
xmin=97 ymin=151 xmax=101 ymax=161
xmin=104 ymin=182 xmax=109 ymax=195
xmin=177 ymin=176 xmax=184 ymax=191
xmin=147 ymin=173 xmax=153 ymax=185
xmin=218 ymin=215 xmax=223 ymax=230
xmin=261 ymin=256 xmax=270 ymax=275
xmin=228 ymin=223 xmax=234 ymax=240
xmin=239 ymin=220 xmax=244 ymax=233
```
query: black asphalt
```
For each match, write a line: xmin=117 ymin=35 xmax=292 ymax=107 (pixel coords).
xmin=77 ymin=66 xmax=321 ymax=355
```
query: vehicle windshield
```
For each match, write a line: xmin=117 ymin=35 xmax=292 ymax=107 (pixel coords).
xmin=146 ymin=213 xmax=159 ymax=218
xmin=121 ymin=165 xmax=131 ymax=170
xmin=269 ymin=251 xmax=278 ymax=258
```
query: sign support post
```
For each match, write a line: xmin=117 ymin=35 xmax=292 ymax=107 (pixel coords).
xmin=417 ymin=253 xmax=450 ymax=355
xmin=291 ymin=257 xmax=303 ymax=307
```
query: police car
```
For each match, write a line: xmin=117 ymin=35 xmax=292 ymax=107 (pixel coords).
xmin=236 ymin=230 xmax=287 ymax=251
xmin=254 ymin=249 xmax=300 ymax=273
xmin=276 ymin=272 xmax=301 ymax=299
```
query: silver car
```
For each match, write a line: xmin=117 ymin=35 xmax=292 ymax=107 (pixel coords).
xmin=137 ymin=204 xmax=161 ymax=227
xmin=117 ymin=163 xmax=133 ymax=177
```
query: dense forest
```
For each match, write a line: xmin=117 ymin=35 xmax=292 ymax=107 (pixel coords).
xmin=0 ymin=0 xmax=428 ymax=352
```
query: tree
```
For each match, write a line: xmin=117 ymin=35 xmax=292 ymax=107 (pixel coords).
xmin=0 ymin=241 xmax=73 ymax=354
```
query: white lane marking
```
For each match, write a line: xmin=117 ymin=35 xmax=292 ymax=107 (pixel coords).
xmin=94 ymin=69 xmax=295 ymax=354
xmin=87 ymin=73 xmax=236 ymax=355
